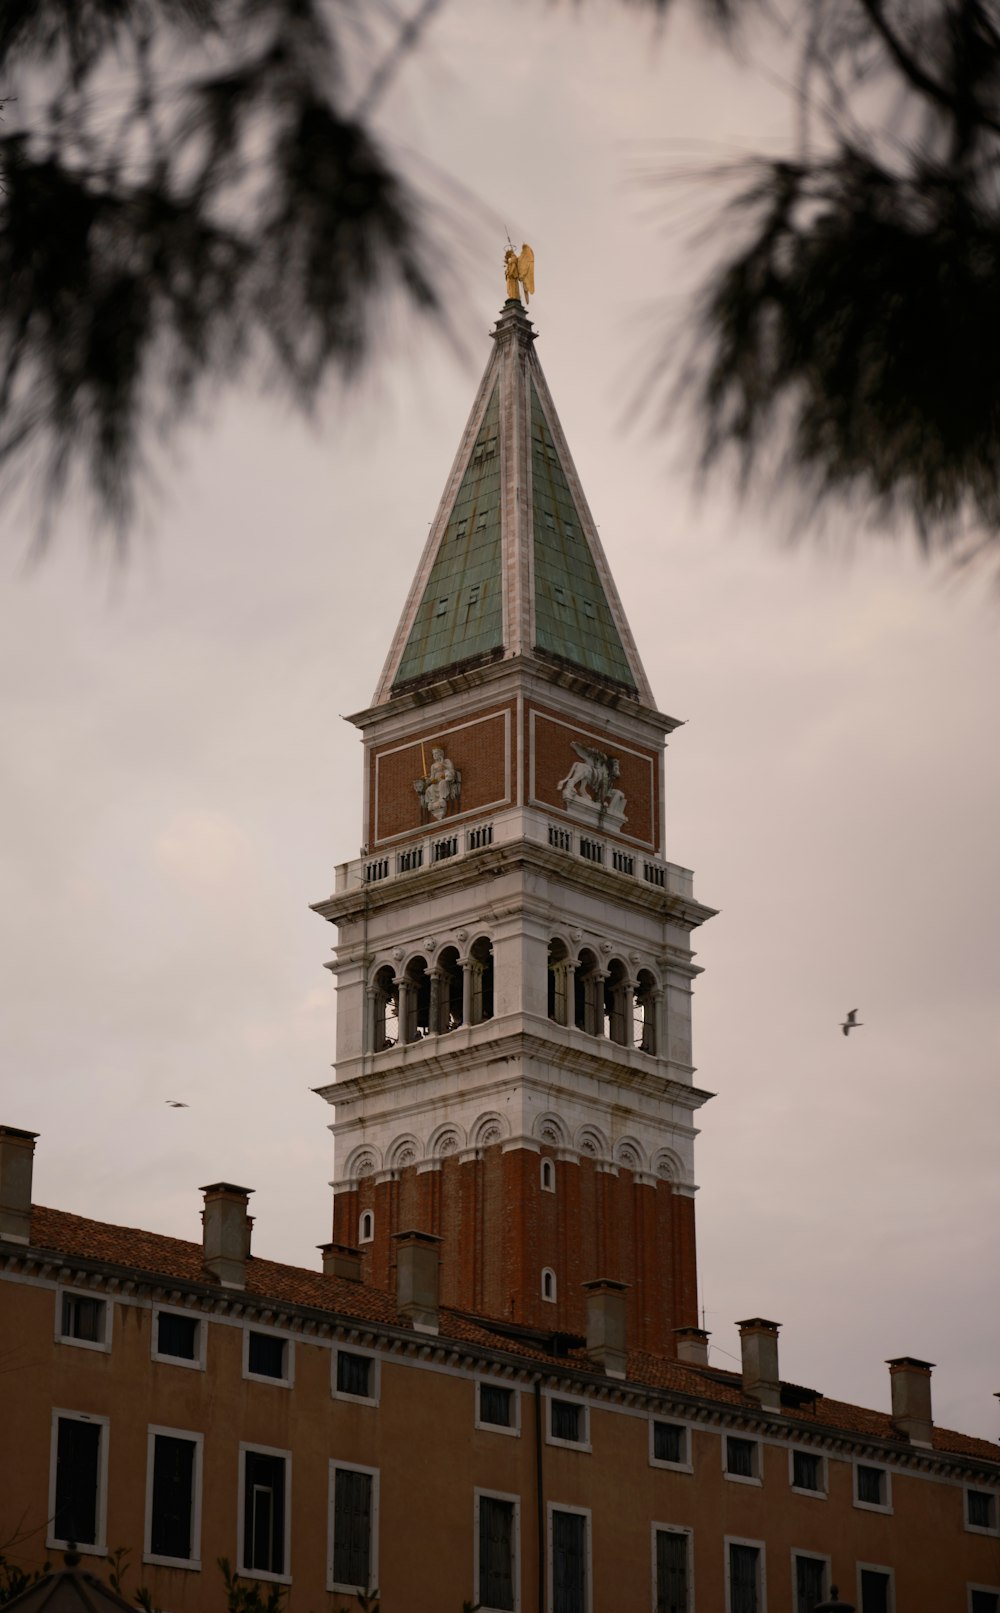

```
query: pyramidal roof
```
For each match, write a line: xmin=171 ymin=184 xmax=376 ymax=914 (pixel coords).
xmin=373 ymin=299 xmax=655 ymax=707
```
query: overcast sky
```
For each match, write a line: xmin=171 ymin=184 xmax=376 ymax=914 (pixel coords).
xmin=2 ymin=2 xmax=998 ymax=1442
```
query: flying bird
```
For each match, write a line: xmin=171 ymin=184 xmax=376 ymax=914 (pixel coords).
xmin=840 ymin=1009 xmax=863 ymax=1037
xmin=165 ymin=1100 xmax=189 ymax=1108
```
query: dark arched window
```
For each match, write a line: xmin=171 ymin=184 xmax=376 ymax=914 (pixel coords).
xmin=547 ymin=938 xmax=570 ymax=1026
xmin=402 ymin=955 xmax=431 ymax=1042
xmin=574 ymin=948 xmax=602 ymax=1036
xmin=468 ymin=936 xmax=494 ymax=1025
xmin=603 ymin=958 xmax=630 ymax=1046
xmin=371 ymin=964 xmax=399 ymax=1052
xmin=434 ymin=946 xmax=463 ymax=1034
xmin=634 ymin=969 xmax=658 ymax=1055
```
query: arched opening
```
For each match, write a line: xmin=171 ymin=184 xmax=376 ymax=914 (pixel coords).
xmin=547 ymin=938 xmax=571 ymax=1026
xmin=573 ymin=948 xmax=603 ymax=1036
xmin=358 ymin=1210 xmax=374 ymax=1244
xmin=468 ymin=936 xmax=494 ymax=1025
xmin=634 ymin=969 xmax=658 ymax=1055
xmin=371 ymin=964 xmax=399 ymax=1052
xmin=541 ymin=1267 xmax=557 ymax=1303
xmin=434 ymin=946 xmax=463 ymax=1034
xmin=603 ymin=958 xmax=631 ymax=1046
xmin=540 ymin=1158 xmax=555 ymax=1193
xmin=402 ymin=955 xmax=431 ymax=1042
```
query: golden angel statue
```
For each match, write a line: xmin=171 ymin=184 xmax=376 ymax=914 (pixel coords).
xmin=504 ymin=243 xmax=535 ymax=305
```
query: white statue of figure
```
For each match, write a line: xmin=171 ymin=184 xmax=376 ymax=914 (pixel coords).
xmin=556 ymin=741 xmax=627 ymax=829
xmin=414 ymin=747 xmax=460 ymax=821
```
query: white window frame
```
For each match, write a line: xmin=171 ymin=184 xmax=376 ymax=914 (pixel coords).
xmin=541 ymin=1267 xmax=557 ymax=1303
xmin=965 ymin=1485 xmax=1000 ymax=1536
xmin=48 ymin=1409 xmax=110 ymax=1555
xmin=856 ymin=1561 xmax=895 ymax=1613
xmin=725 ymin=1535 xmax=766 ymax=1613
xmin=55 ymin=1287 xmax=111 ymax=1355
xmin=853 ymin=1460 xmax=892 ymax=1514
xmin=242 ymin=1324 xmax=294 ymax=1388
xmin=547 ymin=1501 xmax=592 ymax=1613
xmin=651 ymin=1523 xmax=693 ymax=1613
xmin=151 ymin=1305 xmax=206 ymax=1371
xmin=540 ymin=1158 xmax=556 ymax=1193
xmin=475 ymin=1487 xmax=521 ymax=1613
xmin=545 ymin=1392 xmax=591 ymax=1453
xmin=649 ymin=1416 xmax=692 ymax=1473
xmin=476 ymin=1378 xmax=521 ymax=1437
xmin=968 ymin=1585 xmax=1000 ymax=1613
xmin=331 ymin=1343 xmax=380 ymax=1407
xmin=790 ymin=1548 xmax=830 ymax=1610
xmin=143 ymin=1425 xmax=204 ymax=1570
xmin=328 ymin=1459 xmax=379 ymax=1597
xmin=237 ymin=1442 xmax=292 ymax=1585
xmin=788 ymin=1446 xmax=827 ymax=1498
xmin=723 ymin=1433 xmax=762 ymax=1487
xmin=358 ymin=1209 xmax=374 ymax=1244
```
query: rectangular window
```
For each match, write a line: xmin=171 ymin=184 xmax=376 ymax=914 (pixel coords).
xmin=242 ymin=1450 xmax=286 ymax=1577
xmin=336 ymin=1351 xmax=373 ymax=1399
xmin=652 ymin=1422 xmax=687 ymax=1465
xmin=149 ymin=1433 xmax=197 ymax=1562
xmin=550 ymin=1399 xmax=584 ymax=1444
xmin=551 ymin=1509 xmax=587 ymax=1613
xmin=726 ymin=1437 xmax=757 ymax=1479
xmin=971 ymin=1592 xmax=1000 ymax=1613
xmin=247 ymin=1331 xmax=288 ymax=1382
xmin=331 ymin=1466 xmax=375 ymax=1593
xmin=655 ymin=1530 xmax=689 ymax=1613
xmin=856 ymin=1464 xmax=887 ymax=1507
xmin=478 ymin=1495 xmax=515 ymax=1611
xmin=155 ymin=1311 xmax=199 ymax=1363
xmin=792 ymin=1450 xmax=821 ymax=1492
xmin=60 ymin=1292 xmax=107 ymax=1347
xmin=728 ymin=1543 xmax=761 ymax=1613
xmin=52 ymin=1416 xmax=103 ymax=1548
xmin=968 ymin=1489 xmax=998 ymax=1530
xmin=479 ymin=1384 xmax=514 ymax=1429
xmin=859 ymin=1567 xmax=891 ymax=1613
xmin=795 ymin=1554 xmax=826 ymax=1612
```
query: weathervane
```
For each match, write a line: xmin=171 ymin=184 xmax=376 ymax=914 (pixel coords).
xmin=504 ymin=239 xmax=535 ymax=305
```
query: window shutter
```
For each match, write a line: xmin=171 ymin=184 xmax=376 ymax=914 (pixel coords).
xmin=150 ymin=1436 xmax=195 ymax=1560
xmin=552 ymin=1510 xmax=586 ymax=1613
xmin=54 ymin=1419 xmax=101 ymax=1546
xmin=479 ymin=1497 xmax=514 ymax=1610
xmin=729 ymin=1544 xmax=758 ymax=1613
xmin=655 ymin=1530 xmax=688 ymax=1613
xmin=795 ymin=1555 xmax=825 ymax=1613
xmin=333 ymin=1469 xmax=372 ymax=1589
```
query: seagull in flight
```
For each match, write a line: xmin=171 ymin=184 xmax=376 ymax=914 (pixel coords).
xmin=840 ymin=1009 xmax=863 ymax=1037
xmin=165 ymin=1100 xmax=189 ymax=1108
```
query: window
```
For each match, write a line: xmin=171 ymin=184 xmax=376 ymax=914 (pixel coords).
xmin=550 ymin=1507 xmax=588 ymax=1613
xmin=791 ymin=1450 xmax=823 ymax=1493
xmin=359 ymin=1209 xmax=374 ymax=1244
xmin=858 ymin=1566 xmax=892 ymax=1613
xmin=50 ymin=1413 xmax=107 ymax=1551
xmin=477 ymin=1493 xmax=517 ymax=1612
xmin=542 ymin=1268 xmax=557 ymax=1303
xmin=541 ymin=1158 xmax=555 ymax=1192
xmin=478 ymin=1383 xmax=515 ymax=1431
xmin=334 ymin=1349 xmax=376 ymax=1403
xmin=241 ymin=1448 xmax=288 ymax=1578
xmin=654 ymin=1529 xmax=690 ymax=1613
xmin=725 ymin=1437 xmax=759 ymax=1481
xmin=329 ymin=1463 xmax=377 ymax=1594
xmin=651 ymin=1421 xmax=688 ymax=1468
xmin=58 ymin=1291 xmax=108 ymax=1351
xmin=146 ymin=1429 xmax=201 ymax=1565
xmin=794 ymin=1554 xmax=827 ymax=1613
xmin=855 ymin=1463 xmax=890 ymax=1510
xmin=246 ymin=1329 xmax=291 ymax=1385
xmin=967 ymin=1488 xmax=998 ymax=1531
xmin=970 ymin=1592 xmax=1000 ymax=1613
xmin=549 ymin=1399 xmax=587 ymax=1446
xmin=727 ymin=1541 xmax=763 ymax=1613
xmin=153 ymin=1309 xmax=201 ymax=1366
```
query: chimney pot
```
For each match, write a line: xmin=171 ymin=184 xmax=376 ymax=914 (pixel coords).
xmin=393 ymin=1230 xmax=440 ymax=1334
xmin=737 ymin=1317 xmax=782 ymax=1410
xmin=583 ymin=1279 xmax=628 ymax=1378
xmin=200 ymin=1182 xmax=254 ymax=1289
xmin=886 ymin=1356 xmax=934 ymax=1447
xmin=0 ymin=1127 xmax=38 ymax=1244
xmin=674 ymin=1326 xmax=711 ymax=1366
xmin=319 ymin=1242 xmax=363 ymax=1282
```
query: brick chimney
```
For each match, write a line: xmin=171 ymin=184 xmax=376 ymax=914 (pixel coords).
xmin=0 ymin=1127 xmax=38 ymax=1245
xmin=319 ymin=1241 xmax=363 ymax=1281
xmin=200 ymin=1183 xmax=254 ymax=1288
xmin=393 ymin=1230 xmax=440 ymax=1334
xmin=674 ymin=1326 xmax=710 ymax=1366
xmin=738 ymin=1318 xmax=782 ymax=1410
xmin=887 ymin=1356 xmax=934 ymax=1447
xmin=583 ymin=1279 xmax=628 ymax=1379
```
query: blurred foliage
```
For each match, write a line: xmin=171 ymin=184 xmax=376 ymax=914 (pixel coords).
xmin=4 ymin=0 xmax=1000 ymax=559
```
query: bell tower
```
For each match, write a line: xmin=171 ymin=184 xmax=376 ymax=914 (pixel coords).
xmin=312 ymin=295 xmax=715 ymax=1355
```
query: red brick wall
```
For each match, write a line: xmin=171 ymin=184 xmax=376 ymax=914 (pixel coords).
xmin=333 ymin=1145 xmax=698 ymax=1355
xmin=369 ymin=703 xmax=515 ymax=845
xmin=527 ymin=704 xmax=660 ymax=851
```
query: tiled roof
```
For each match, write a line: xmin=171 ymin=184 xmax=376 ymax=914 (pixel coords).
xmin=24 ymin=1205 xmax=1000 ymax=1466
